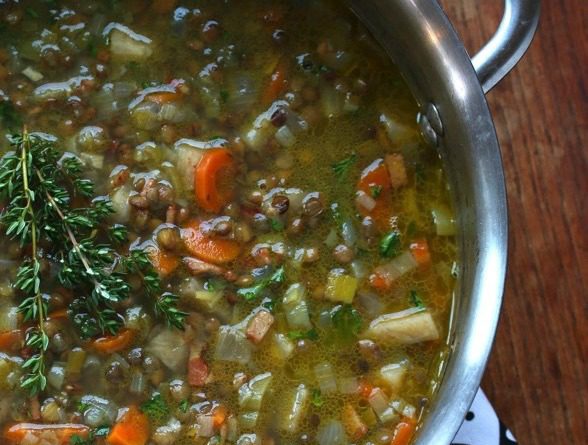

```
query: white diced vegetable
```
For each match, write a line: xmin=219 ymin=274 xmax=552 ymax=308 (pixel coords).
xmin=431 ymin=204 xmax=456 ymax=236
xmin=147 ymin=329 xmax=189 ymax=372
xmin=153 ymin=418 xmax=182 ymax=444
xmin=239 ymin=411 xmax=259 ymax=430
xmin=317 ymin=420 xmax=348 ymax=445
xmin=324 ymin=271 xmax=358 ymax=304
xmin=238 ymin=372 xmax=273 ymax=410
xmin=368 ymin=388 xmax=397 ymax=423
xmin=236 ymin=433 xmax=260 ymax=445
xmin=0 ymin=305 xmax=18 ymax=331
xmin=215 ymin=326 xmax=252 ymax=364
xmin=47 ymin=363 xmax=66 ymax=390
xmin=109 ymin=183 xmax=132 ymax=223
xmin=174 ymin=138 xmax=208 ymax=191
xmin=107 ymin=23 xmax=153 ymax=60
xmin=379 ymin=360 xmax=409 ymax=391
xmin=196 ymin=415 xmax=215 ymax=437
xmin=372 ymin=251 xmax=418 ymax=285
xmin=314 ymin=362 xmax=337 ymax=394
xmin=271 ymin=333 xmax=295 ymax=361
xmin=364 ymin=308 xmax=439 ymax=344
xmin=280 ymin=384 xmax=309 ymax=433
xmin=275 ymin=125 xmax=297 ymax=147
xmin=283 ymin=283 xmax=312 ymax=330
xmin=338 ymin=376 xmax=359 ymax=395
xmin=22 ymin=66 xmax=43 ymax=82
xmin=379 ymin=112 xmax=413 ymax=142
xmin=355 ymin=191 xmax=376 ymax=212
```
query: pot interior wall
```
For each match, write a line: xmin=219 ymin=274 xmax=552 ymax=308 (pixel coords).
xmin=349 ymin=1 xmax=508 ymax=444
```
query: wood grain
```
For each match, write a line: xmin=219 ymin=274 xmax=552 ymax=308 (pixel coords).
xmin=440 ymin=1 xmax=588 ymax=443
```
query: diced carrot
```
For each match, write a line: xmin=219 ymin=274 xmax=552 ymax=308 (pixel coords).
xmin=262 ymin=60 xmax=288 ymax=105
xmin=47 ymin=308 xmax=68 ymax=320
xmin=147 ymin=246 xmax=180 ymax=277
xmin=409 ymin=239 xmax=431 ymax=266
xmin=152 ymin=0 xmax=177 ymax=14
xmin=107 ymin=406 xmax=150 ymax=445
xmin=187 ymin=356 xmax=209 ymax=386
xmin=212 ymin=405 xmax=228 ymax=428
xmin=182 ymin=220 xmax=240 ymax=265
xmin=194 ymin=148 xmax=236 ymax=213
xmin=4 ymin=423 xmax=90 ymax=445
xmin=92 ymin=329 xmax=135 ymax=354
xmin=357 ymin=159 xmax=391 ymax=194
xmin=0 ymin=329 xmax=23 ymax=353
xmin=357 ymin=159 xmax=395 ymax=230
xmin=390 ymin=418 xmax=417 ymax=445
xmin=369 ymin=272 xmax=391 ymax=292
xmin=342 ymin=403 xmax=368 ymax=440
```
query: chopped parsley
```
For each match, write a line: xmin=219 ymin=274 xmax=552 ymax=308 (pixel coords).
xmin=269 ymin=218 xmax=284 ymax=232
xmin=369 ymin=184 xmax=383 ymax=198
xmin=409 ymin=290 xmax=425 ymax=309
xmin=311 ymin=389 xmax=324 ymax=407
xmin=331 ymin=304 xmax=362 ymax=339
xmin=140 ymin=394 xmax=170 ymax=422
xmin=287 ymin=329 xmax=319 ymax=341
xmin=237 ymin=266 xmax=285 ymax=301
xmin=332 ymin=153 xmax=357 ymax=181
xmin=379 ymin=231 xmax=401 ymax=258
xmin=178 ymin=399 xmax=190 ymax=413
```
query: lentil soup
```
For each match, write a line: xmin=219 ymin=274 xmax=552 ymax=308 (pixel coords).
xmin=0 ymin=1 xmax=457 ymax=445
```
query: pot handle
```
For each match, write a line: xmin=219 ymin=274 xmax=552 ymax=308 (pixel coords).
xmin=471 ymin=0 xmax=540 ymax=93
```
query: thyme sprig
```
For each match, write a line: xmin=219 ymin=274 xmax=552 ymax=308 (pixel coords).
xmin=0 ymin=132 xmax=186 ymax=395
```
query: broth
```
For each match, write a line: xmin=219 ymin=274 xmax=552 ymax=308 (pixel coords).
xmin=0 ymin=1 xmax=456 ymax=444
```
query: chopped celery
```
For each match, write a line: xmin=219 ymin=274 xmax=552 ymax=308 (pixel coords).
xmin=379 ymin=360 xmax=409 ymax=391
xmin=314 ymin=362 xmax=337 ymax=394
xmin=280 ymin=384 xmax=309 ymax=433
xmin=282 ymin=283 xmax=312 ymax=330
xmin=271 ymin=333 xmax=295 ymax=361
xmin=238 ymin=372 xmax=273 ymax=410
xmin=215 ymin=326 xmax=252 ymax=364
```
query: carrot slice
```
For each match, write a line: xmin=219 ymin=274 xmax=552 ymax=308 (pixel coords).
xmin=357 ymin=159 xmax=391 ymax=194
xmin=0 ymin=329 xmax=23 ymax=353
xmin=212 ymin=405 xmax=228 ymax=428
xmin=182 ymin=219 xmax=240 ymax=265
xmin=195 ymin=148 xmax=236 ymax=213
xmin=357 ymin=159 xmax=395 ymax=230
xmin=145 ymin=91 xmax=182 ymax=105
xmin=4 ymin=423 xmax=90 ymax=445
xmin=92 ymin=329 xmax=135 ymax=354
xmin=107 ymin=406 xmax=150 ymax=445
xmin=409 ymin=239 xmax=431 ymax=266
xmin=262 ymin=60 xmax=288 ymax=105
xmin=390 ymin=418 xmax=417 ymax=445
xmin=147 ymin=246 xmax=180 ymax=277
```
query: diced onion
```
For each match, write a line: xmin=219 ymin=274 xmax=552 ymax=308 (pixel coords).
xmin=129 ymin=370 xmax=146 ymax=395
xmin=431 ymin=205 xmax=456 ymax=236
xmin=283 ymin=284 xmax=312 ymax=330
xmin=106 ymin=23 xmax=153 ymax=60
xmin=356 ymin=291 xmax=384 ymax=318
xmin=275 ymin=125 xmax=297 ymax=147
xmin=280 ymin=384 xmax=309 ymax=433
xmin=340 ymin=218 xmax=357 ymax=247
xmin=147 ymin=329 xmax=189 ymax=372
xmin=197 ymin=415 xmax=215 ymax=437
xmin=22 ymin=66 xmax=43 ymax=82
xmin=215 ymin=326 xmax=252 ymax=364
xmin=314 ymin=362 xmax=337 ymax=394
xmin=373 ymin=251 xmax=418 ymax=284
xmin=239 ymin=372 xmax=273 ymax=410
xmin=238 ymin=411 xmax=259 ymax=430
xmin=317 ymin=420 xmax=347 ymax=445
xmin=368 ymin=388 xmax=397 ymax=423
xmin=272 ymin=333 xmax=295 ymax=361
xmin=379 ymin=360 xmax=409 ymax=391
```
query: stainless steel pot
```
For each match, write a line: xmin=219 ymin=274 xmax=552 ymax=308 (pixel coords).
xmin=348 ymin=1 xmax=540 ymax=443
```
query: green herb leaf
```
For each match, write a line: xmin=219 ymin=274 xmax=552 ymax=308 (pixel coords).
xmin=332 ymin=153 xmax=357 ymax=181
xmin=331 ymin=304 xmax=362 ymax=339
xmin=409 ymin=290 xmax=425 ymax=309
xmin=379 ymin=231 xmax=401 ymax=258
xmin=220 ymin=89 xmax=229 ymax=103
xmin=269 ymin=218 xmax=284 ymax=232
xmin=140 ymin=394 xmax=170 ymax=422
xmin=369 ymin=184 xmax=383 ymax=198
xmin=93 ymin=426 xmax=110 ymax=437
xmin=178 ymin=399 xmax=190 ymax=413
xmin=311 ymin=389 xmax=324 ymax=407
xmin=287 ymin=329 xmax=319 ymax=341
xmin=237 ymin=266 xmax=285 ymax=301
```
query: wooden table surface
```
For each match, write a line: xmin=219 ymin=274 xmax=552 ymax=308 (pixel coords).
xmin=440 ymin=1 xmax=587 ymax=443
